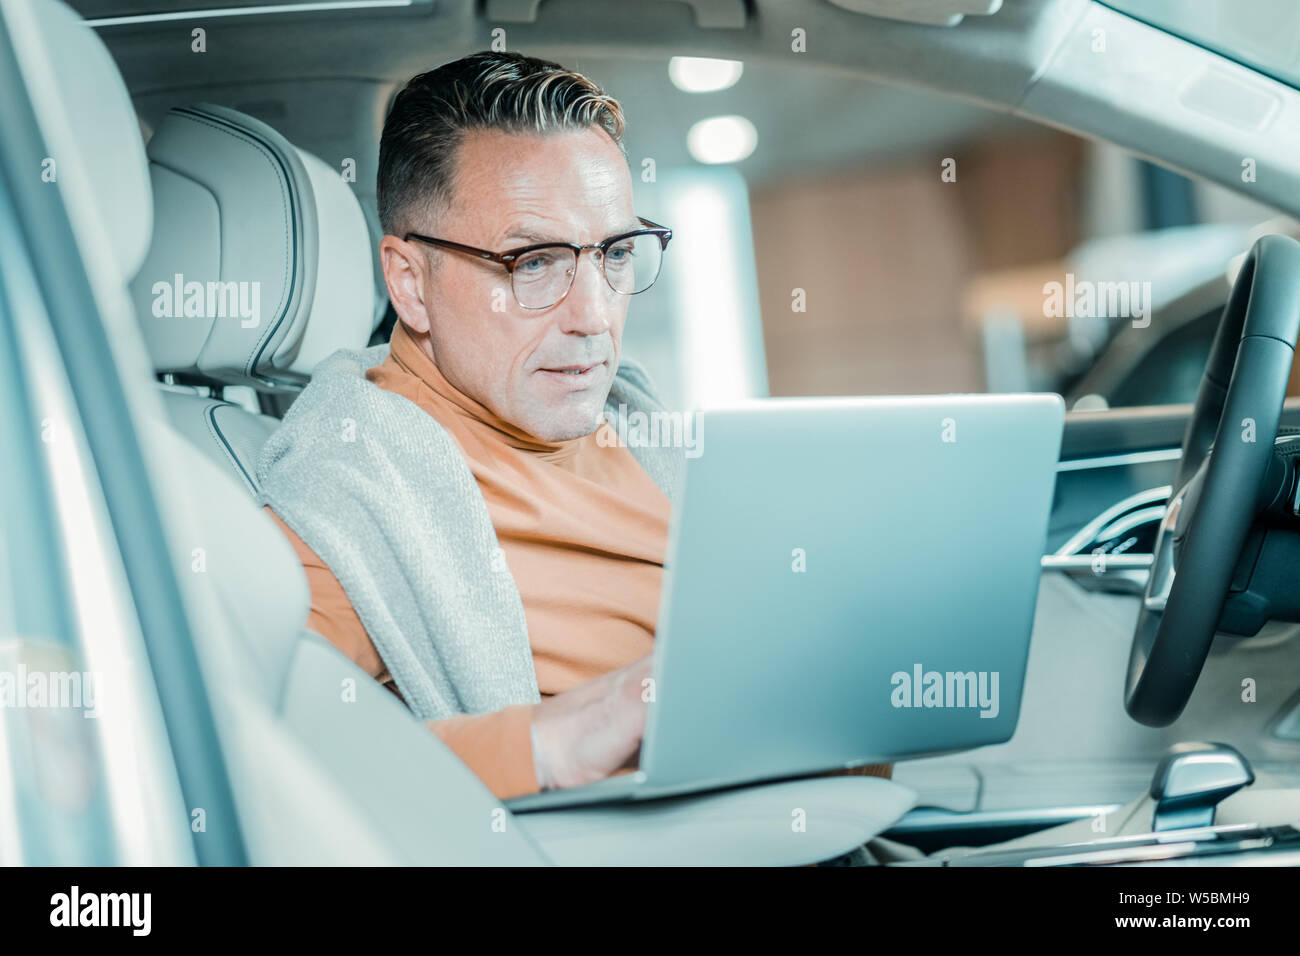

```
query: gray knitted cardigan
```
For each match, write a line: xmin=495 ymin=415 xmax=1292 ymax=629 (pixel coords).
xmin=254 ymin=343 xmax=684 ymax=721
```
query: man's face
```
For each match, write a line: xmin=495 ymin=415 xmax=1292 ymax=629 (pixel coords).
xmin=382 ymin=126 xmax=640 ymax=442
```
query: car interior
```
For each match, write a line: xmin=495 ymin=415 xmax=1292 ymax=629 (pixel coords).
xmin=4 ymin=0 xmax=1300 ymax=866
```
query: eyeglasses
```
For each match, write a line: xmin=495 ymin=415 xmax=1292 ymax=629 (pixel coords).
xmin=404 ymin=216 xmax=672 ymax=311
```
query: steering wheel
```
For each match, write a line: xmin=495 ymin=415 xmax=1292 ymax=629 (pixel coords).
xmin=1126 ymin=234 xmax=1300 ymax=727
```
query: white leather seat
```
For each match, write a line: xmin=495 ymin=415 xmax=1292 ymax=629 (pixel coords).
xmin=128 ymin=103 xmax=378 ymax=493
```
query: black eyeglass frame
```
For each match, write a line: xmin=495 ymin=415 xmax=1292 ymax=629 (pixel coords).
xmin=403 ymin=216 xmax=673 ymax=309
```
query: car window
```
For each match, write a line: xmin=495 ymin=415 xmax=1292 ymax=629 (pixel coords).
xmin=590 ymin=57 xmax=1291 ymax=413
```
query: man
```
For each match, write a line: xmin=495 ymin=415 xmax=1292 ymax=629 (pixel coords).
xmin=259 ymin=50 xmax=890 ymax=799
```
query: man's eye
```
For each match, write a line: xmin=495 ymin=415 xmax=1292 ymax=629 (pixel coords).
xmin=519 ymin=253 xmax=554 ymax=272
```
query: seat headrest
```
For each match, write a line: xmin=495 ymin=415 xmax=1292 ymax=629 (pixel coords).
xmin=22 ymin=0 xmax=151 ymax=283
xmin=129 ymin=104 xmax=375 ymax=389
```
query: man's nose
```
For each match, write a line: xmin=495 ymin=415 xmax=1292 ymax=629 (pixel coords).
xmin=555 ymin=249 xmax=616 ymax=335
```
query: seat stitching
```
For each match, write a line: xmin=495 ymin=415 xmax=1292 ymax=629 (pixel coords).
xmin=202 ymin=400 xmax=258 ymax=493
xmin=167 ymin=109 xmax=294 ymax=378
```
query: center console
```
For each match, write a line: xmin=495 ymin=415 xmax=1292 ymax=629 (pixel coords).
xmin=889 ymin=741 xmax=1300 ymax=866
xmin=894 ymin=822 xmax=1300 ymax=866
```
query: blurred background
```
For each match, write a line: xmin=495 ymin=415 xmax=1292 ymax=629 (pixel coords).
xmin=529 ymin=52 xmax=1294 ymax=415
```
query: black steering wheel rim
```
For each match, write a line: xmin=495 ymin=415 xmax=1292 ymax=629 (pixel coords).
xmin=1126 ymin=234 xmax=1300 ymax=727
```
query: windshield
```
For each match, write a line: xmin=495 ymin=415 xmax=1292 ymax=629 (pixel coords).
xmin=1105 ymin=0 xmax=1300 ymax=90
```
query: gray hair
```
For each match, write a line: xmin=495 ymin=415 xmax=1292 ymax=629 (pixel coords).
xmin=377 ymin=50 xmax=627 ymax=239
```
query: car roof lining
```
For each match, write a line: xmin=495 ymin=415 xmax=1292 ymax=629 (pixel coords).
xmin=99 ymin=0 xmax=1300 ymax=220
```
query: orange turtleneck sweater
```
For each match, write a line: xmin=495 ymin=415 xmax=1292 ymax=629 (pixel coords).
xmin=263 ymin=318 xmax=670 ymax=798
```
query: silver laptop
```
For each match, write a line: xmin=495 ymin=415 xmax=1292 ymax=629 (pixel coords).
xmin=507 ymin=393 xmax=1064 ymax=812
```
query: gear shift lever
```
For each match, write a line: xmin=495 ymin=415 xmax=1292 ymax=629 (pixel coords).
xmin=1149 ymin=741 xmax=1254 ymax=832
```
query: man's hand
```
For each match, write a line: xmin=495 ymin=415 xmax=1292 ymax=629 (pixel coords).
xmin=528 ymin=654 xmax=653 ymax=791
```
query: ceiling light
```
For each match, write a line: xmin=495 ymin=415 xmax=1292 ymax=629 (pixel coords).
xmin=668 ymin=56 xmax=744 ymax=93
xmin=686 ymin=115 xmax=758 ymax=165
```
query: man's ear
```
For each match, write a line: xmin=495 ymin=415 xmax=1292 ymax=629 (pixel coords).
xmin=379 ymin=235 xmax=433 ymax=335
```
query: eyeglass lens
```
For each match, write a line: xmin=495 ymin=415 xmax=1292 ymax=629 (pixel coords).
xmin=511 ymin=233 xmax=663 ymax=308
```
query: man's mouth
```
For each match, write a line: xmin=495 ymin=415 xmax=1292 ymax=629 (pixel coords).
xmin=537 ymin=361 xmax=605 ymax=388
